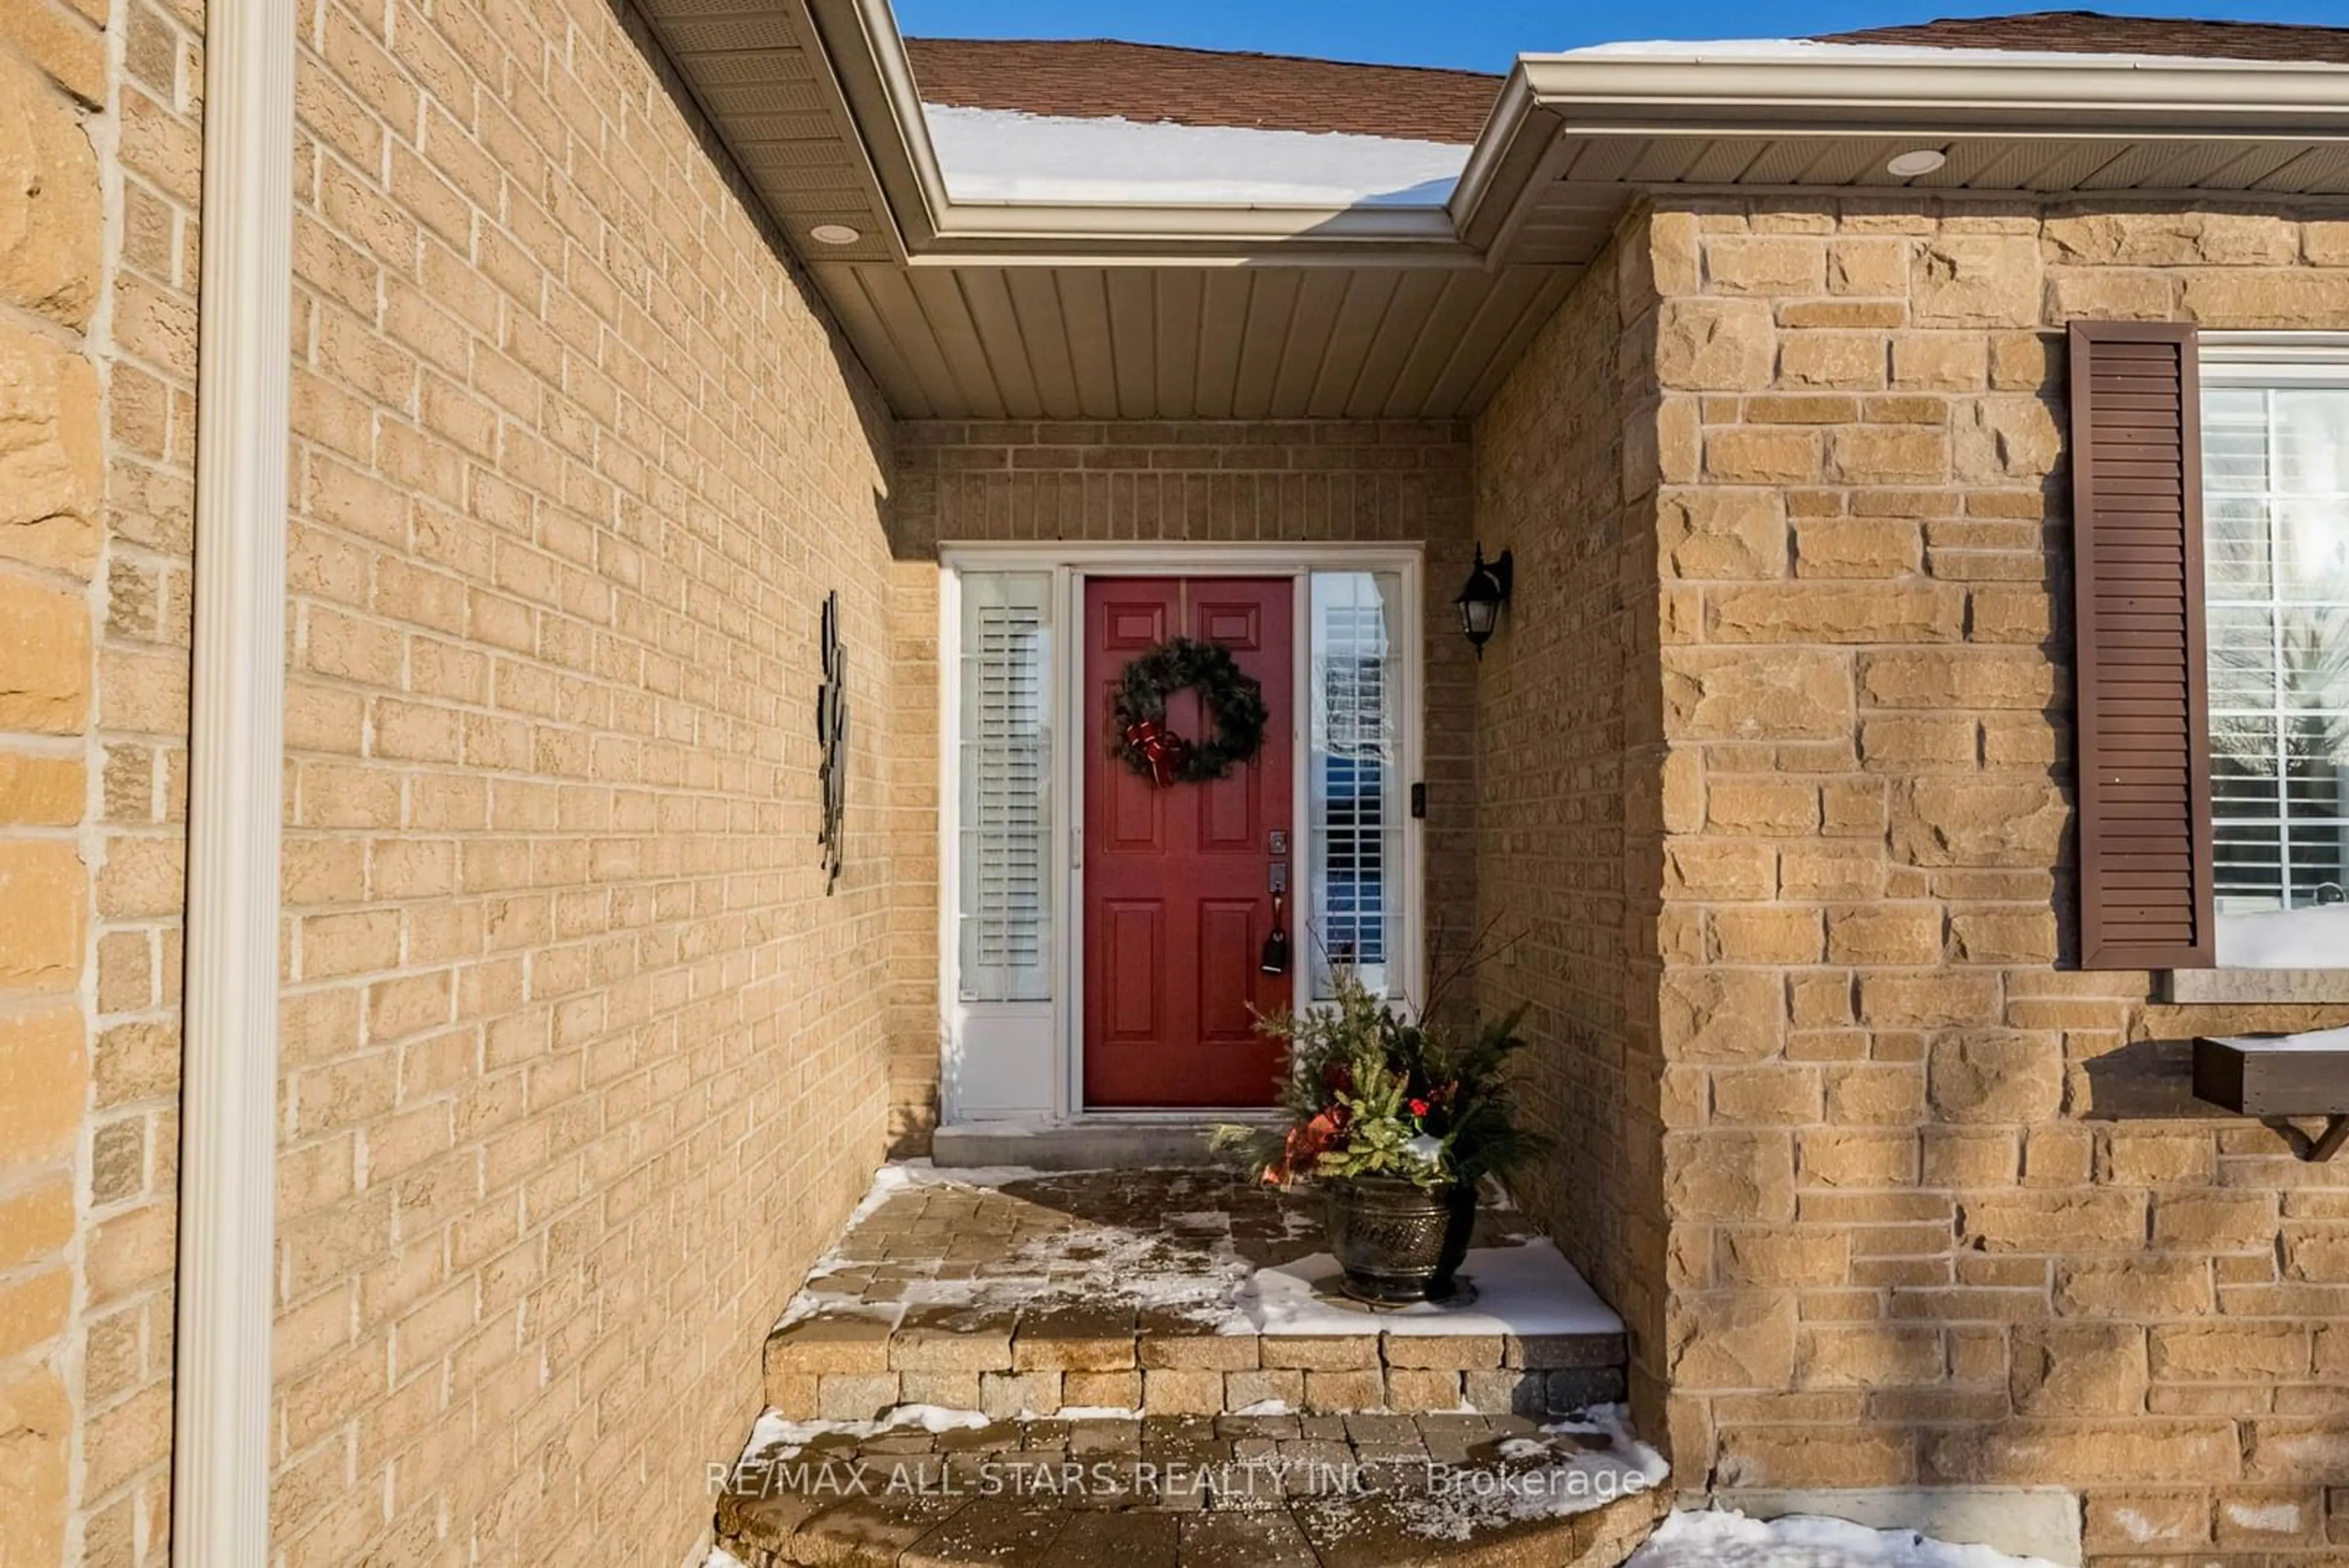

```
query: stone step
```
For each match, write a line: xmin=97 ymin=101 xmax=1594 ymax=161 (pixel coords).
xmin=764 ymin=1301 xmax=1627 ymax=1422
xmin=929 ymin=1120 xmax=1238 ymax=1170
xmin=762 ymin=1167 xmax=1628 ymax=1423
xmin=716 ymin=1409 xmax=1669 ymax=1568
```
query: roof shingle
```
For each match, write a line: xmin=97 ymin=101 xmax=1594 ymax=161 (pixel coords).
xmin=905 ymin=14 xmax=2349 ymax=147
xmin=1816 ymin=10 xmax=2349 ymax=64
xmin=902 ymin=37 xmax=1501 ymax=144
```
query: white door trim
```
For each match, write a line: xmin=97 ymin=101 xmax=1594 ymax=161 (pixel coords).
xmin=937 ymin=541 xmax=1426 ymax=1125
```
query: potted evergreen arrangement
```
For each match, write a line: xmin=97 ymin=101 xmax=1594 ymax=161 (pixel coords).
xmin=1212 ymin=969 xmax=1548 ymax=1303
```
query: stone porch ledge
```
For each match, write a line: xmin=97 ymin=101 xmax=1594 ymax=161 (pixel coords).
xmin=762 ymin=1166 xmax=1627 ymax=1422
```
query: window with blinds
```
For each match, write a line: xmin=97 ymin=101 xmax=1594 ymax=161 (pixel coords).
xmin=959 ymin=573 xmax=1053 ymax=1002
xmin=2203 ymin=379 xmax=2349 ymax=962
xmin=1309 ymin=572 xmax=1403 ymax=999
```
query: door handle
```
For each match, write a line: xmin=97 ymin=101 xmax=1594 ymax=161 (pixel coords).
xmin=1269 ymin=862 xmax=1288 ymax=896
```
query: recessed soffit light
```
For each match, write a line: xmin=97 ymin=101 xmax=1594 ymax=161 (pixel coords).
xmin=1886 ymin=149 xmax=1948 ymax=179
xmin=809 ymin=223 xmax=863 ymax=245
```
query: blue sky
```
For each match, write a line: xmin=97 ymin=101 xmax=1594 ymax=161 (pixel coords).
xmin=892 ymin=1 xmax=2345 ymax=73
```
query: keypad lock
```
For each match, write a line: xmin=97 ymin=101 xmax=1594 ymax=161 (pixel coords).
xmin=1261 ymin=830 xmax=1293 ymax=975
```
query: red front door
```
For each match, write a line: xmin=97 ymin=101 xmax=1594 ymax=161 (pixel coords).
xmin=1083 ymin=577 xmax=1294 ymax=1108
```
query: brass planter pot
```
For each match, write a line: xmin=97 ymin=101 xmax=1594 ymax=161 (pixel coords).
xmin=1323 ymin=1177 xmax=1477 ymax=1304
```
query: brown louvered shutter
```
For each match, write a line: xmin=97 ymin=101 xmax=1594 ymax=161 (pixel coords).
xmin=2069 ymin=321 xmax=2214 ymax=970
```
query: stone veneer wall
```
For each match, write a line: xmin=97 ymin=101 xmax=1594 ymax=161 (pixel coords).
xmin=1467 ymin=218 xmax=1674 ymax=1436
xmin=1647 ymin=196 xmax=2349 ymax=1561
xmin=887 ymin=422 xmax=1476 ymax=1149
xmin=1 ymin=2 xmax=113 ymax=1564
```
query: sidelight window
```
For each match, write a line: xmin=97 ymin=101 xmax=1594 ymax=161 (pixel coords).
xmin=957 ymin=572 xmax=1054 ymax=1001
xmin=1308 ymin=571 xmax=1405 ymax=999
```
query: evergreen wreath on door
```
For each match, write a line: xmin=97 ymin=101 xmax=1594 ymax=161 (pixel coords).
xmin=1111 ymin=636 xmax=1269 ymax=788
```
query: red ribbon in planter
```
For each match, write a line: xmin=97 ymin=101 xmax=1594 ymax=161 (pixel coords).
xmin=1123 ymin=718 xmax=1188 ymax=789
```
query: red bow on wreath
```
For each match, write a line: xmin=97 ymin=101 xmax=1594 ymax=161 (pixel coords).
xmin=1122 ymin=718 xmax=1189 ymax=789
xmin=1111 ymin=636 xmax=1267 ymax=789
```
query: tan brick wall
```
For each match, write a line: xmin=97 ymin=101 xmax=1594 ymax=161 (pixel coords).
xmin=889 ymin=422 xmax=1476 ymax=1147
xmin=1468 ymin=217 xmax=1674 ymax=1436
xmin=79 ymin=0 xmax=205 ymax=1554
xmin=1 ymin=0 xmax=131 ymax=1561
xmin=263 ymin=1 xmax=906 ymax=1559
xmin=35 ymin=13 xmax=2349 ymax=1553
xmin=1647 ymin=195 xmax=2349 ymax=1559
xmin=3 ymin=1 xmax=911 ymax=1564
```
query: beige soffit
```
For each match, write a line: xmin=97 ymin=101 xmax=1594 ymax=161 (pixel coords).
xmin=1470 ymin=46 xmax=2349 ymax=265
xmin=637 ymin=6 xmax=2349 ymax=417
xmin=748 ymin=18 xmax=2349 ymax=267
xmin=631 ymin=0 xmax=904 ymax=263
xmin=796 ymin=259 xmax=1579 ymax=418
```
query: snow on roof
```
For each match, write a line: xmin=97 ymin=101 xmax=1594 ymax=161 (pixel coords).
xmin=921 ymin=103 xmax=1466 ymax=208
xmin=903 ymin=17 xmax=2349 ymax=157
xmin=908 ymin=18 xmax=2349 ymax=214
xmin=905 ymin=36 xmax=1499 ymax=143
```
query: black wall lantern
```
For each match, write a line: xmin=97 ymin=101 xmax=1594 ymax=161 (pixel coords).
xmin=1455 ymin=543 xmax=1513 ymax=658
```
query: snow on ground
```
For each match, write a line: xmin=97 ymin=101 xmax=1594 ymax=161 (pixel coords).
xmin=779 ymin=1162 xmax=1624 ymax=1340
xmin=1236 ymin=1238 xmax=1623 ymax=1337
xmin=922 ymin=104 xmax=1466 ymax=207
xmin=779 ymin=1162 xmax=1258 ymax=1329
xmin=739 ymin=1404 xmax=991 ymax=1463
xmin=829 ymin=1158 xmax=1058 ymax=1212
xmin=1627 ymin=1509 xmax=2067 ymax=1568
xmin=1390 ymin=1406 xmax=1668 ymax=1541
xmin=777 ymin=1161 xmax=1255 ymax=1330
xmin=899 ymin=1219 xmax=1251 ymax=1318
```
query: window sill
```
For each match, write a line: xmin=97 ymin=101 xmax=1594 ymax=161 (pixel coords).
xmin=2162 ymin=968 xmax=2349 ymax=1005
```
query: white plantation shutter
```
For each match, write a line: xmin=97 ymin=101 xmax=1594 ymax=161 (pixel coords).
xmin=1310 ymin=571 xmax=1403 ymax=998
xmin=959 ymin=573 xmax=1053 ymax=1002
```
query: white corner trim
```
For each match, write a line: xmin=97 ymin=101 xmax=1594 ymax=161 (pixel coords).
xmin=174 ymin=0 xmax=295 ymax=1555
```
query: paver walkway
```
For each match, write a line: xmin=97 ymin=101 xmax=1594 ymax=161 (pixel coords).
xmin=716 ymin=1408 xmax=1669 ymax=1567
xmin=717 ymin=1168 xmax=1663 ymax=1562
